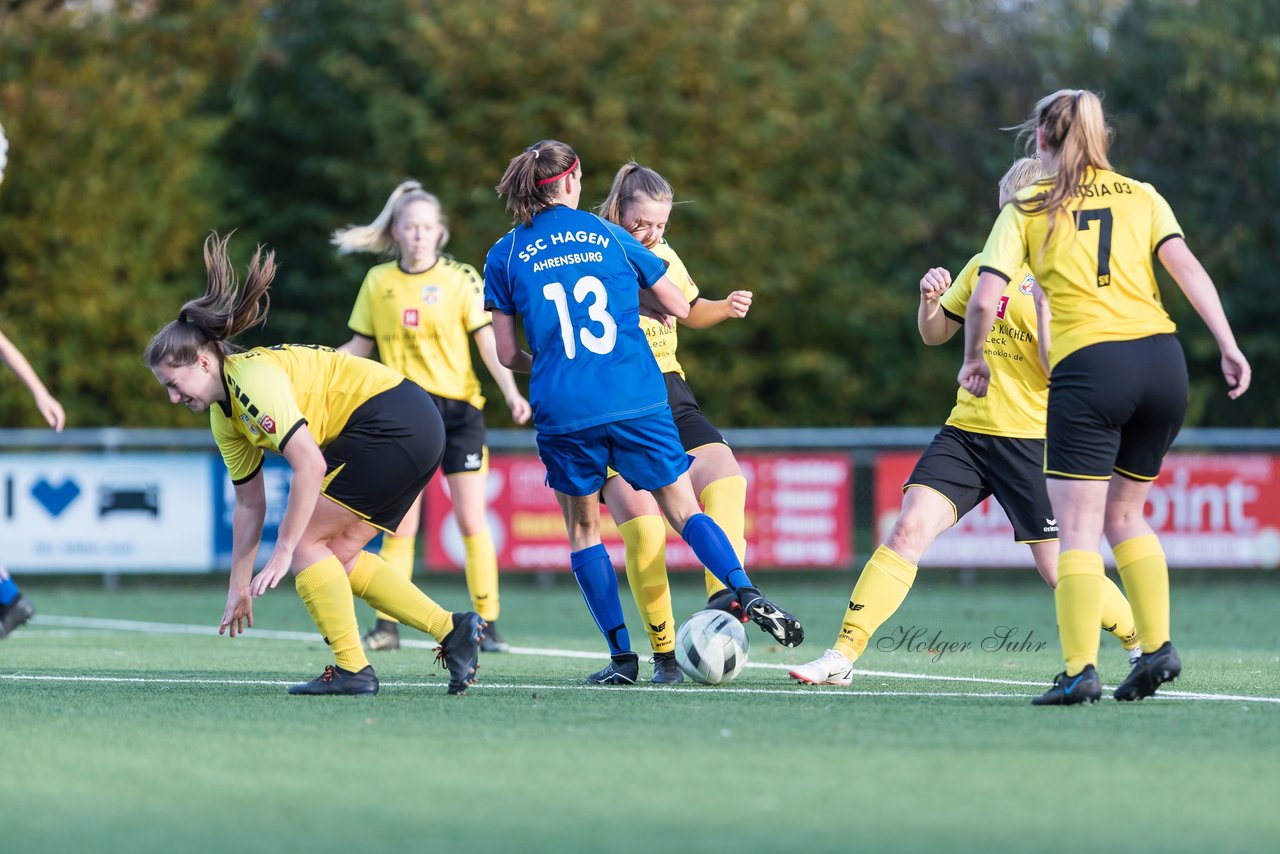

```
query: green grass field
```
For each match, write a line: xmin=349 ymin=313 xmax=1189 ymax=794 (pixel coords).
xmin=3 ymin=571 xmax=1278 ymax=853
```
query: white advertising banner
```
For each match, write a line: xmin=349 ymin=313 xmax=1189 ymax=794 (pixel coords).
xmin=0 ymin=453 xmax=213 ymax=572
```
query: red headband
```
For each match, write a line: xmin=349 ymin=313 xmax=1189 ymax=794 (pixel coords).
xmin=536 ymin=157 xmax=580 ymax=186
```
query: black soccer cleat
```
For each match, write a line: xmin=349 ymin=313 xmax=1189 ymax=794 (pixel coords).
xmin=436 ymin=612 xmax=485 ymax=695
xmin=0 ymin=595 xmax=35 ymax=639
xmin=1031 ymin=664 xmax=1102 ymax=706
xmin=288 ymin=664 xmax=380 ymax=696
xmin=586 ymin=652 xmax=639 ymax=685
xmin=650 ymin=650 xmax=684 ymax=684
xmin=363 ymin=619 xmax=401 ymax=651
xmin=480 ymin=620 xmax=511 ymax=653
xmin=1114 ymin=641 xmax=1181 ymax=702
xmin=736 ymin=587 xmax=804 ymax=648
xmin=706 ymin=588 xmax=745 ymax=621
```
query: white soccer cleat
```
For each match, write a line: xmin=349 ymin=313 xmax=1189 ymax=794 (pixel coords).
xmin=789 ymin=648 xmax=854 ymax=686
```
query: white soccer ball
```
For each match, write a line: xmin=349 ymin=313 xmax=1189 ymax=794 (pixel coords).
xmin=675 ymin=609 xmax=750 ymax=685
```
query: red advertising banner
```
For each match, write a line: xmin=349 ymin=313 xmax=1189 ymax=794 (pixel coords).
xmin=423 ymin=452 xmax=853 ymax=571
xmin=874 ymin=451 xmax=1280 ymax=569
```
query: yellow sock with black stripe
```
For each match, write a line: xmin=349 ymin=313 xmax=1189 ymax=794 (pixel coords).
xmin=348 ymin=550 xmax=454 ymax=641
xmin=620 ymin=516 xmax=675 ymax=654
xmin=700 ymin=475 xmax=747 ymax=599
xmin=833 ymin=545 xmax=917 ymax=663
xmin=1055 ymin=550 xmax=1105 ymax=674
xmin=1099 ymin=575 xmax=1140 ymax=651
xmin=373 ymin=533 xmax=416 ymax=623
xmin=294 ymin=556 xmax=368 ymax=672
xmin=463 ymin=532 xmax=500 ymax=622
xmin=1113 ymin=534 xmax=1171 ymax=651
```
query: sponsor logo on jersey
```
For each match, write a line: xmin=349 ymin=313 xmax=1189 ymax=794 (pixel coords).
xmin=402 ymin=308 xmax=420 ymax=328
xmin=260 ymin=415 xmax=276 ymax=434
xmin=995 ymin=295 xmax=1010 ymax=319
xmin=1044 ymin=517 xmax=1059 ymax=533
xmin=1019 ymin=274 xmax=1036 ymax=296
xmin=239 ymin=414 xmax=260 ymax=436
xmin=422 ymin=285 xmax=441 ymax=305
xmin=464 ymin=452 xmax=482 ymax=470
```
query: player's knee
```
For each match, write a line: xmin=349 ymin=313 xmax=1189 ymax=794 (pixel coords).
xmin=883 ymin=514 xmax=940 ymax=562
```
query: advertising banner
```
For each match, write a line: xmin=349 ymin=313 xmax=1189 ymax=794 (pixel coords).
xmin=873 ymin=451 xmax=1280 ymax=569
xmin=422 ymin=452 xmax=854 ymax=571
xmin=1 ymin=453 xmax=213 ymax=572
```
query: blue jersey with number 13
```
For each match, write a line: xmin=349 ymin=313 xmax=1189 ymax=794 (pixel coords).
xmin=484 ymin=205 xmax=670 ymax=435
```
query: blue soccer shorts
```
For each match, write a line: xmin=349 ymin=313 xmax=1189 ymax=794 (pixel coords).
xmin=536 ymin=407 xmax=693 ymax=497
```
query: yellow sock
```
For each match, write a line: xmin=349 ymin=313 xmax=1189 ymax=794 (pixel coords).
xmin=1114 ymin=534 xmax=1170 ymax=652
xmin=294 ymin=556 xmax=368 ymax=672
xmin=833 ymin=545 xmax=917 ymax=662
xmin=1055 ymin=550 xmax=1105 ymax=675
xmin=348 ymin=550 xmax=454 ymax=641
xmin=620 ymin=516 xmax=675 ymax=654
xmin=463 ymin=532 xmax=500 ymax=622
xmin=373 ymin=533 xmax=415 ymax=623
xmin=700 ymin=475 xmax=747 ymax=599
xmin=1099 ymin=575 xmax=1140 ymax=650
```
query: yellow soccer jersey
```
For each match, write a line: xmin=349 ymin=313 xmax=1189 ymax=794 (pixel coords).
xmin=940 ymin=255 xmax=1047 ymax=439
xmin=641 ymin=241 xmax=700 ymax=378
xmin=347 ymin=257 xmax=489 ymax=408
xmin=979 ymin=168 xmax=1181 ymax=369
xmin=211 ymin=344 xmax=402 ymax=484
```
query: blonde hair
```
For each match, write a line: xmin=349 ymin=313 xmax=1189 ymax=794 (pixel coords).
xmin=998 ymin=156 xmax=1046 ymax=204
xmin=597 ymin=162 xmax=673 ymax=225
xmin=1011 ymin=89 xmax=1113 ymax=249
xmin=331 ymin=180 xmax=450 ymax=255
xmin=495 ymin=140 xmax=579 ymax=227
xmin=143 ymin=232 xmax=274 ymax=367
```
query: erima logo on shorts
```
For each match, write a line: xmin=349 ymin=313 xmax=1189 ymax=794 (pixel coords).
xmin=464 ymin=452 xmax=482 ymax=470
xmin=1044 ymin=517 xmax=1059 ymax=533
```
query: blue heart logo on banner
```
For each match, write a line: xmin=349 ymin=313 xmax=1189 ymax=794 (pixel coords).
xmin=31 ymin=478 xmax=81 ymax=517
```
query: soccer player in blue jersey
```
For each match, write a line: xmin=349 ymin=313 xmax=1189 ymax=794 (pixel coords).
xmin=484 ymin=139 xmax=803 ymax=684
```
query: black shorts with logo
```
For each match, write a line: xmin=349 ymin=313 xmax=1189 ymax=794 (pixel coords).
xmin=665 ymin=372 xmax=726 ymax=451
xmin=906 ymin=425 xmax=1058 ymax=543
xmin=1046 ymin=334 xmax=1188 ymax=481
xmin=323 ymin=380 xmax=446 ymax=532
xmin=428 ymin=393 xmax=488 ymax=475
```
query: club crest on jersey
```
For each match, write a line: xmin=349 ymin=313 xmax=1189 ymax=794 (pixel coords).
xmin=259 ymin=414 xmax=277 ymax=434
xmin=402 ymin=308 xmax=420 ymax=328
xmin=239 ymin=414 xmax=260 ymax=436
xmin=1019 ymin=274 xmax=1036 ymax=296
xmin=422 ymin=285 xmax=441 ymax=305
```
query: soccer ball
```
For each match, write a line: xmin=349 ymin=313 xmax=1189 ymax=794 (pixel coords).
xmin=675 ymin=609 xmax=750 ymax=685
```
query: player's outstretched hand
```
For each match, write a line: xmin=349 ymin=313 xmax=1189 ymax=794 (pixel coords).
xmin=36 ymin=392 xmax=65 ymax=432
xmin=219 ymin=588 xmax=254 ymax=637
xmin=919 ymin=267 xmax=951 ymax=301
xmin=250 ymin=552 xmax=291 ymax=597
xmin=726 ymin=290 xmax=753 ymax=318
xmin=957 ymin=358 xmax=990 ymax=398
xmin=1222 ymin=347 xmax=1251 ymax=399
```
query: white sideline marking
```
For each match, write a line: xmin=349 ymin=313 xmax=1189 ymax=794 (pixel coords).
xmin=15 ymin=615 xmax=1280 ymax=705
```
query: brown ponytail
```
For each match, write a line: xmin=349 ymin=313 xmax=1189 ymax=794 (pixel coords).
xmin=143 ymin=232 xmax=275 ymax=368
xmin=597 ymin=161 xmax=674 ymax=226
xmin=495 ymin=140 xmax=579 ymax=227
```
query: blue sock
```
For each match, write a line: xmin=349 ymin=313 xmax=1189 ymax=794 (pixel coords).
xmin=0 ymin=577 xmax=19 ymax=606
xmin=570 ymin=544 xmax=631 ymax=656
xmin=682 ymin=513 xmax=752 ymax=591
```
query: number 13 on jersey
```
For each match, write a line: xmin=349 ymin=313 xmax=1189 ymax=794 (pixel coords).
xmin=543 ymin=277 xmax=618 ymax=359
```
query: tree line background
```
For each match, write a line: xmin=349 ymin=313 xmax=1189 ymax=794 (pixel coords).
xmin=0 ymin=0 xmax=1275 ymax=430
